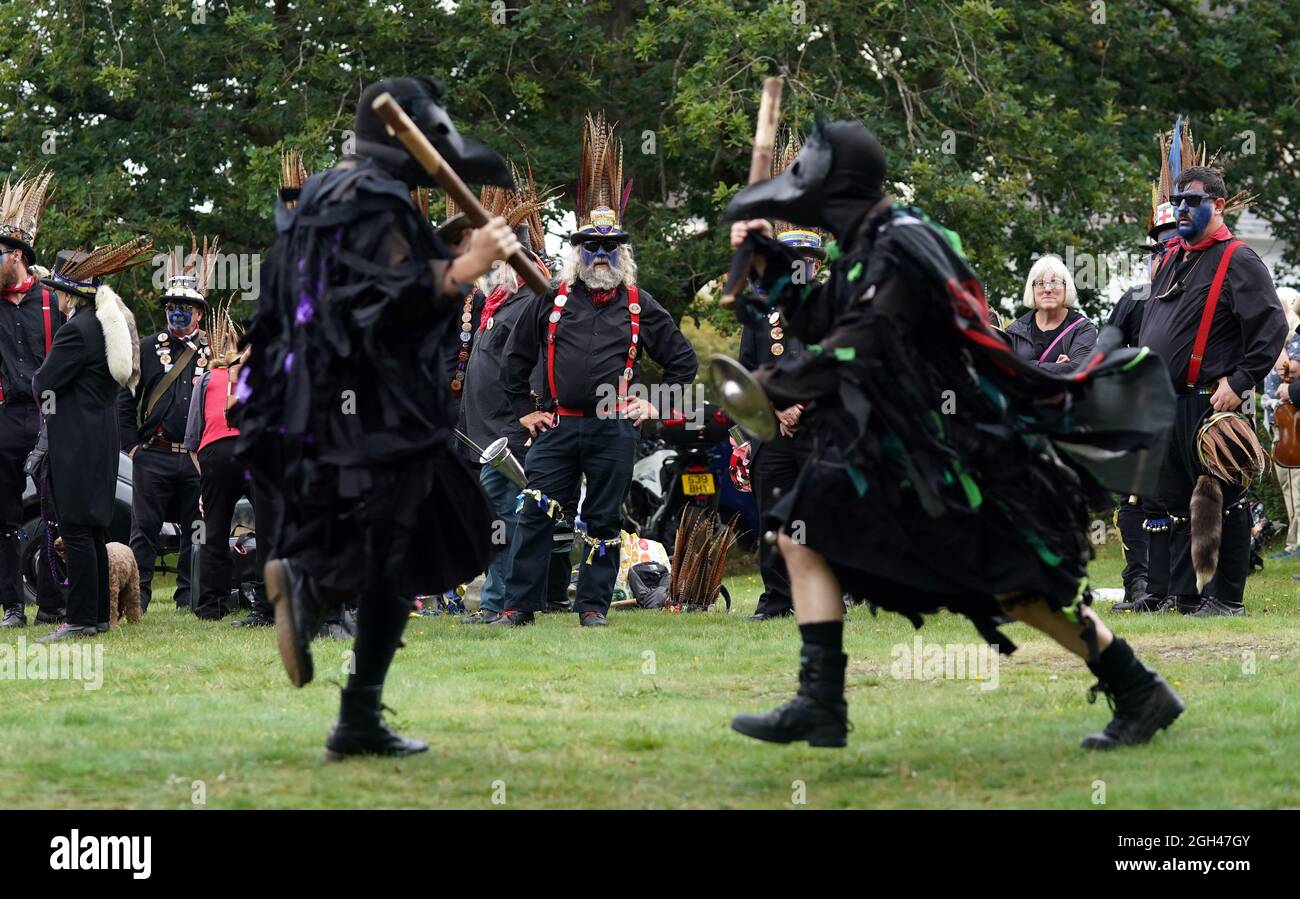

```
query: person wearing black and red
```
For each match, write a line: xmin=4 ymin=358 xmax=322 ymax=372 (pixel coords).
xmin=491 ymin=115 xmax=697 ymax=628
xmin=1139 ymin=164 xmax=1286 ymax=616
xmin=0 ymin=171 xmax=66 ymax=629
xmin=183 ymin=320 xmax=262 ymax=622
xmin=735 ymin=227 xmax=822 ymax=621
xmin=116 ymin=242 xmax=214 ymax=613
xmin=33 ymin=244 xmax=144 ymax=642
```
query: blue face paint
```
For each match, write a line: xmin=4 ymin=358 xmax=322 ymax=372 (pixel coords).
xmin=580 ymin=244 xmax=619 ymax=270
xmin=1176 ymin=198 xmax=1213 ymax=240
xmin=167 ymin=306 xmax=195 ymax=331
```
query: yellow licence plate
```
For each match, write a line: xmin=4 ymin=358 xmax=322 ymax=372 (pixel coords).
xmin=682 ymin=473 xmax=716 ymax=495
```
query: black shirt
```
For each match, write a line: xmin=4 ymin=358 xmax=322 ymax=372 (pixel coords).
xmin=503 ymin=280 xmax=698 ymax=419
xmin=1029 ymin=309 xmax=1081 ymax=361
xmin=462 ymin=286 xmax=536 ymax=461
xmin=0 ymin=280 xmax=66 ymax=405
xmin=1107 ymin=284 xmax=1149 ymax=348
xmin=117 ymin=327 xmax=212 ymax=448
xmin=1139 ymin=236 xmax=1285 ymax=394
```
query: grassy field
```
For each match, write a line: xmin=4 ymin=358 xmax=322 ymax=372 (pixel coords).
xmin=2 ymin=542 xmax=1297 ymax=809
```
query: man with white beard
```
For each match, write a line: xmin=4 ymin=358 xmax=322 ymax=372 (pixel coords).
xmin=490 ymin=114 xmax=697 ymax=628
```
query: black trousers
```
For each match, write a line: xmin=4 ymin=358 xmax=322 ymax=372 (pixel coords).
xmin=130 ymin=447 xmax=201 ymax=612
xmin=1155 ymin=392 xmax=1250 ymax=605
xmin=0 ymin=402 xmax=60 ymax=614
xmin=1116 ymin=497 xmax=1149 ymax=591
xmin=1142 ymin=497 xmax=1172 ymax=598
xmin=750 ymin=433 xmax=802 ymax=615
xmin=502 ymin=416 xmax=635 ymax=615
xmin=195 ymin=438 xmax=251 ymax=619
xmin=61 ymin=524 xmax=108 ymax=628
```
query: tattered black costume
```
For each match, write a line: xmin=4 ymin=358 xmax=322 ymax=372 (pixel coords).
xmin=724 ymin=118 xmax=1184 ymax=753
xmin=735 ymin=205 xmax=1175 ymax=649
xmin=237 ymin=159 xmax=494 ymax=599
xmin=235 ymin=76 xmax=512 ymax=758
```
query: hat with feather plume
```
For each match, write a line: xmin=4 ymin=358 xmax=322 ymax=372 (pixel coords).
xmin=41 ymin=236 xmax=153 ymax=302
xmin=770 ymin=128 xmax=827 ymax=261
xmin=161 ymin=235 xmax=220 ymax=311
xmin=279 ymin=150 xmax=310 ymax=209
xmin=0 ymin=169 xmax=55 ymax=266
xmin=569 ymin=112 xmax=632 ymax=244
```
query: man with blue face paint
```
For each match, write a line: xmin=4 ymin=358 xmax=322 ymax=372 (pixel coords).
xmin=490 ymin=113 xmax=698 ymax=628
xmin=116 ymin=239 xmax=216 ymax=614
xmin=1139 ymin=149 xmax=1286 ymax=617
xmin=1108 ymin=125 xmax=1186 ymax=615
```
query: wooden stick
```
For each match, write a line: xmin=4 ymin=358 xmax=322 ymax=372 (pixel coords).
xmin=721 ymin=77 xmax=784 ymax=309
xmin=370 ymin=92 xmax=551 ymax=295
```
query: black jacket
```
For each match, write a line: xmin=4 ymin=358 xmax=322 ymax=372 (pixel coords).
xmin=503 ymin=280 xmax=698 ymax=419
xmin=118 ymin=328 xmax=211 ymax=449
xmin=1107 ymin=284 xmax=1149 ymax=348
xmin=1005 ymin=309 xmax=1098 ymax=374
xmin=739 ymin=311 xmax=803 ymax=371
xmin=34 ymin=301 xmax=135 ymax=527
xmin=463 ymin=286 xmax=537 ymax=461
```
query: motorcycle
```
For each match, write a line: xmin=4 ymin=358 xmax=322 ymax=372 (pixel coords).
xmin=622 ymin=402 xmax=758 ymax=551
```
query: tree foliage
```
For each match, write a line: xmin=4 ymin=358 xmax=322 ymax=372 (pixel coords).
xmin=2 ymin=0 xmax=1296 ymax=334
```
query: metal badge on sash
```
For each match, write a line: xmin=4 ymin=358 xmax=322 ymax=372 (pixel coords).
xmin=160 ymin=353 xmax=172 ymax=365
xmin=768 ymin=312 xmax=780 ymax=325
xmin=770 ymin=344 xmax=784 ymax=357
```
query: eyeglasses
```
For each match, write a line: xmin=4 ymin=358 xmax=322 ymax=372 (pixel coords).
xmin=1170 ymin=192 xmax=1218 ymax=208
xmin=581 ymin=239 xmax=621 ymax=253
xmin=165 ymin=302 xmax=195 ymax=314
xmin=1032 ymin=279 xmax=1064 ymax=291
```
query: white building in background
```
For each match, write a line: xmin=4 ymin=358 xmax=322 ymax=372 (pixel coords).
xmin=1236 ymin=210 xmax=1293 ymax=288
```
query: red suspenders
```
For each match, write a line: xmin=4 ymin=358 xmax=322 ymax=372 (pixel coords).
xmin=0 ymin=287 xmax=55 ymax=405
xmin=545 ymin=283 xmax=641 ymax=418
xmin=1184 ymin=240 xmax=1244 ymax=389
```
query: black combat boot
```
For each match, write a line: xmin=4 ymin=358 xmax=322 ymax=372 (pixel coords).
xmin=324 ymin=686 xmax=429 ymax=761
xmin=1081 ymin=638 xmax=1184 ymax=750
xmin=731 ymin=644 xmax=849 ymax=748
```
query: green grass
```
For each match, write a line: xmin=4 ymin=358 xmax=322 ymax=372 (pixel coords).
xmin=2 ymin=544 xmax=1298 ymax=809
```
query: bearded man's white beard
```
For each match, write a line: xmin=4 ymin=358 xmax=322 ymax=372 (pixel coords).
xmin=580 ymin=260 xmax=621 ymax=291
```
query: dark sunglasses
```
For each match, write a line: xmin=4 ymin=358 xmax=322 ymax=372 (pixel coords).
xmin=581 ymin=239 xmax=621 ymax=253
xmin=1170 ymin=192 xmax=1219 ymax=208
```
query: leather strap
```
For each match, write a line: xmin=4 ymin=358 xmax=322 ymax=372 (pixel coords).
xmin=1185 ymin=240 xmax=1244 ymax=389
xmin=144 ymin=343 xmax=198 ymax=424
xmin=1036 ymin=315 xmax=1084 ymax=364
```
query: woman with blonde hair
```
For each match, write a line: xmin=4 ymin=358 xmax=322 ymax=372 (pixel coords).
xmin=1005 ymin=254 xmax=1098 ymax=374
xmin=184 ymin=304 xmax=260 ymax=621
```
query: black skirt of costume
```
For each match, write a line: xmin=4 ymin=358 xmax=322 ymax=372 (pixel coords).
xmin=234 ymin=158 xmax=495 ymax=597
xmin=743 ymin=206 xmax=1175 ymax=644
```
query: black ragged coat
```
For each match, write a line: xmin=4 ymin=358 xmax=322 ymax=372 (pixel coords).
xmin=33 ymin=290 xmax=139 ymax=527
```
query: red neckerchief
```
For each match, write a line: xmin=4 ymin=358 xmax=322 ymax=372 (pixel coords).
xmin=477 ymin=285 xmax=511 ymax=331
xmin=2 ymin=274 xmax=35 ymax=305
xmin=589 ymin=287 xmax=618 ymax=309
xmin=1173 ymin=223 xmax=1232 ymax=253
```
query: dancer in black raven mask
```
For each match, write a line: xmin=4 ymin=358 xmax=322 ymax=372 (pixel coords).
xmin=722 ymin=117 xmax=1185 ymax=751
xmin=235 ymin=76 xmax=520 ymax=759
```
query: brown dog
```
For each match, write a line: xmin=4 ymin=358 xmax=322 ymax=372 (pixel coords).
xmin=53 ymin=537 xmax=142 ymax=625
